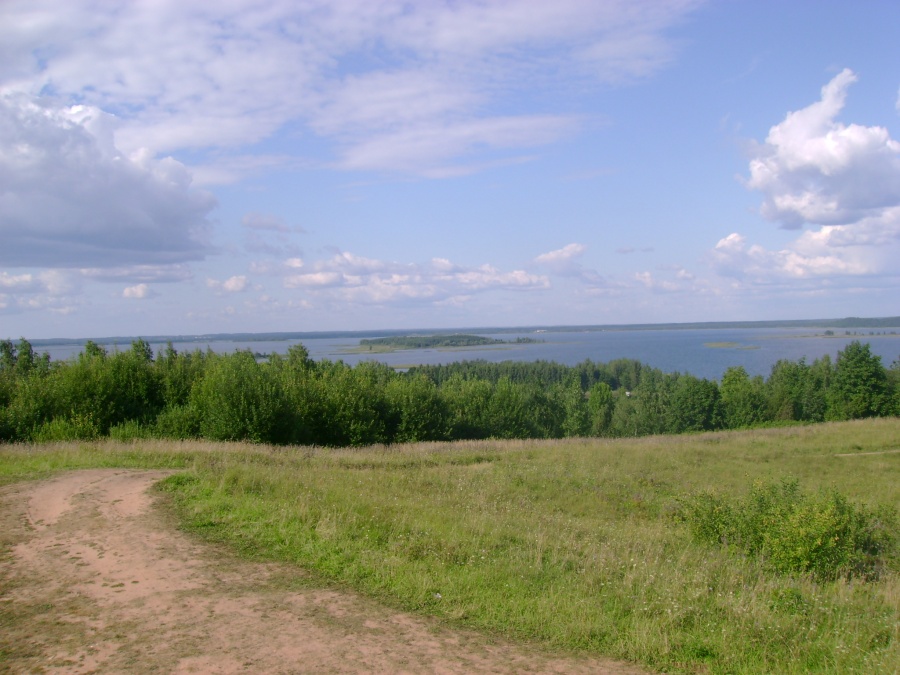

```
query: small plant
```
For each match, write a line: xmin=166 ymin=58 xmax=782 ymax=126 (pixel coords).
xmin=676 ymin=477 xmax=898 ymax=581
xmin=108 ymin=420 xmax=154 ymax=441
xmin=31 ymin=411 xmax=100 ymax=442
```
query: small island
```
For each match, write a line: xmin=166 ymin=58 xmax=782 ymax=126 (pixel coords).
xmin=350 ymin=333 xmax=543 ymax=353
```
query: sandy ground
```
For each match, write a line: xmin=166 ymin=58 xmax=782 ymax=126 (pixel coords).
xmin=0 ymin=469 xmax=649 ymax=674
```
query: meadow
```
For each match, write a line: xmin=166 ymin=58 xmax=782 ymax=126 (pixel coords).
xmin=1 ymin=418 xmax=898 ymax=673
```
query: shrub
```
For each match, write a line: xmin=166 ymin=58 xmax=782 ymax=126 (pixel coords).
xmin=676 ymin=477 xmax=898 ymax=581
xmin=108 ymin=419 xmax=155 ymax=441
xmin=154 ymin=404 xmax=201 ymax=440
xmin=190 ymin=351 xmax=288 ymax=443
xmin=31 ymin=411 xmax=100 ymax=442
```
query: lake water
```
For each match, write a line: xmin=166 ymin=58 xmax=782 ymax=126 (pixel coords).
xmin=35 ymin=327 xmax=900 ymax=382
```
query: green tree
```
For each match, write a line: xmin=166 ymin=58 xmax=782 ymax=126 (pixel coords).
xmin=14 ymin=338 xmax=35 ymax=376
xmin=669 ymin=374 xmax=722 ymax=432
xmin=485 ymin=377 xmax=534 ymax=439
xmin=0 ymin=339 xmax=16 ymax=372
xmin=625 ymin=369 xmax=675 ymax=436
xmin=888 ymin=356 xmax=900 ymax=415
xmin=587 ymin=381 xmax=614 ymax=436
xmin=310 ymin=360 xmax=390 ymax=446
xmin=559 ymin=377 xmax=590 ymax=437
xmin=720 ymin=366 xmax=767 ymax=429
xmin=130 ymin=338 xmax=154 ymax=363
xmin=441 ymin=374 xmax=493 ymax=440
xmin=191 ymin=351 xmax=288 ymax=443
xmin=827 ymin=341 xmax=890 ymax=420
xmin=83 ymin=340 xmax=107 ymax=359
xmin=386 ymin=374 xmax=448 ymax=442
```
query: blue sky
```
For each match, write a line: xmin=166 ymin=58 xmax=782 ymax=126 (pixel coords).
xmin=2 ymin=0 xmax=899 ymax=338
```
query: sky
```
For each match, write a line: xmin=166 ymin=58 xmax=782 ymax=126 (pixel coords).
xmin=2 ymin=0 xmax=900 ymax=339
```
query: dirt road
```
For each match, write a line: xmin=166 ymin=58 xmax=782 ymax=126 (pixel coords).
xmin=0 ymin=469 xmax=647 ymax=674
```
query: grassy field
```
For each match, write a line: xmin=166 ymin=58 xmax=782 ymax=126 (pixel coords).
xmin=2 ymin=419 xmax=899 ymax=673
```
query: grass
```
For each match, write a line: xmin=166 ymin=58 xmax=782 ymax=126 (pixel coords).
xmin=2 ymin=419 xmax=900 ymax=673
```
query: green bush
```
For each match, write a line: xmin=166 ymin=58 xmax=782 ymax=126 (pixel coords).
xmin=154 ymin=404 xmax=201 ymax=439
xmin=190 ymin=351 xmax=288 ymax=443
xmin=677 ymin=477 xmax=898 ymax=581
xmin=31 ymin=411 xmax=100 ymax=442
xmin=108 ymin=419 xmax=155 ymax=441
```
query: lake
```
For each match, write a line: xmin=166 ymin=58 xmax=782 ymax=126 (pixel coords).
xmin=34 ymin=326 xmax=900 ymax=382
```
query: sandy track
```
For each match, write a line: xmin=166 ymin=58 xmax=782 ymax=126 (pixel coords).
xmin=0 ymin=469 xmax=647 ymax=674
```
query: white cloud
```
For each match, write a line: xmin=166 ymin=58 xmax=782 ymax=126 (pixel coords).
xmin=710 ymin=232 xmax=876 ymax=281
xmin=533 ymin=243 xmax=607 ymax=287
xmin=222 ymin=275 xmax=248 ymax=293
xmin=746 ymin=69 xmax=900 ymax=228
xmin=0 ymin=272 xmax=36 ymax=290
xmin=0 ymin=1 xmax=702 ymax=175
xmin=634 ymin=271 xmax=678 ymax=292
xmin=0 ymin=269 xmax=84 ymax=317
xmin=0 ymin=95 xmax=216 ymax=268
xmin=719 ymin=70 xmax=900 ymax=289
xmin=207 ymin=275 xmax=249 ymax=293
xmin=278 ymin=250 xmax=549 ymax=303
xmin=122 ymin=283 xmax=152 ymax=299
xmin=284 ymin=272 xmax=343 ymax=289
xmin=534 ymin=243 xmax=586 ymax=265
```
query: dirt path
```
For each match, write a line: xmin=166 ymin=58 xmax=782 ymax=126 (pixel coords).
xmin=0 ymin=469 xmax=648 ymax=674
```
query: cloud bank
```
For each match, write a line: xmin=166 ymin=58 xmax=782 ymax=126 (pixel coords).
xmin=276 ymin=251 xmax=549 ymax=305
xmin=0 ymin=95 xmax=216 ymax=268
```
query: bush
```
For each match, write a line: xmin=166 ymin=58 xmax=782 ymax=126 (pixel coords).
xmin=31 ymin=412 xmax=100 ymax=442
xmin=190 ymin=352 xmax=288 ymax=443
xmin=154 ymin=404 xmax=201 ymax=440
xmin=108 ymin=419 xmax=155 ymax=441
xmin=676 ymin=477 xmax=898 ymax=581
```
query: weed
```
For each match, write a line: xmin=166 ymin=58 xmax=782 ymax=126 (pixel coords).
xmin=676 ymin=477 xmax=899 ymax=581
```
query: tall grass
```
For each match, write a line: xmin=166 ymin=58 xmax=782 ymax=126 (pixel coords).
xmin=2 ymin=419 xmax=899 ymax=673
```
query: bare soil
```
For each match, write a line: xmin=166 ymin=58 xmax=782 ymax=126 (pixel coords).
xmin=0 ymin=469 xmax=648 ymax=674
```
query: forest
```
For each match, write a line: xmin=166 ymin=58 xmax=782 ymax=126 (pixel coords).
xmin=1 ymin=337 xmax=898 ymax=446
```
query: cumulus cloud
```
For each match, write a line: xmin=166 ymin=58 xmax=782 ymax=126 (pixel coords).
xmin=710 ymin=231 xmax=880 ymax=282
xmin=719 ymin=70 xmax=900 ymax=287
xmin=0 ymin=1 xmax=702 ymax=176
xmin=533 ymin=243 xmax=608 ymax=287
xmin=278 ymin=250 xmax=549 ymax=304
xmin=207 ymin=276 xmax=249 ymax=293
xmin=635 ymin=271 xmax=678 ymax=292
xmin=0 ymin=272 xmax=38 ymax=291
xmin=0 ymin=269 xmax=83 ymax=315
xmin=122 ymin=283 xmax=153 ymax=299
xmin=746 ymin=69 xmax=900 ymax=228
xmin=0 ymin=95 xmax=216 ymax=268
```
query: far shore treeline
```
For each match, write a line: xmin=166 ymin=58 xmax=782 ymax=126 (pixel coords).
xmin=1 ymin=337 xmax=898 ymax=445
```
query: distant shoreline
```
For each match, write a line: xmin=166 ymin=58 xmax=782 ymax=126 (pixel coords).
xmin=19 ymin=315 xmax=900 ymax=347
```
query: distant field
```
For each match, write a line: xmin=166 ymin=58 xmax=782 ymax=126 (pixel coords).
xmin=2 ymin=419 xmax=899 ymax=674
